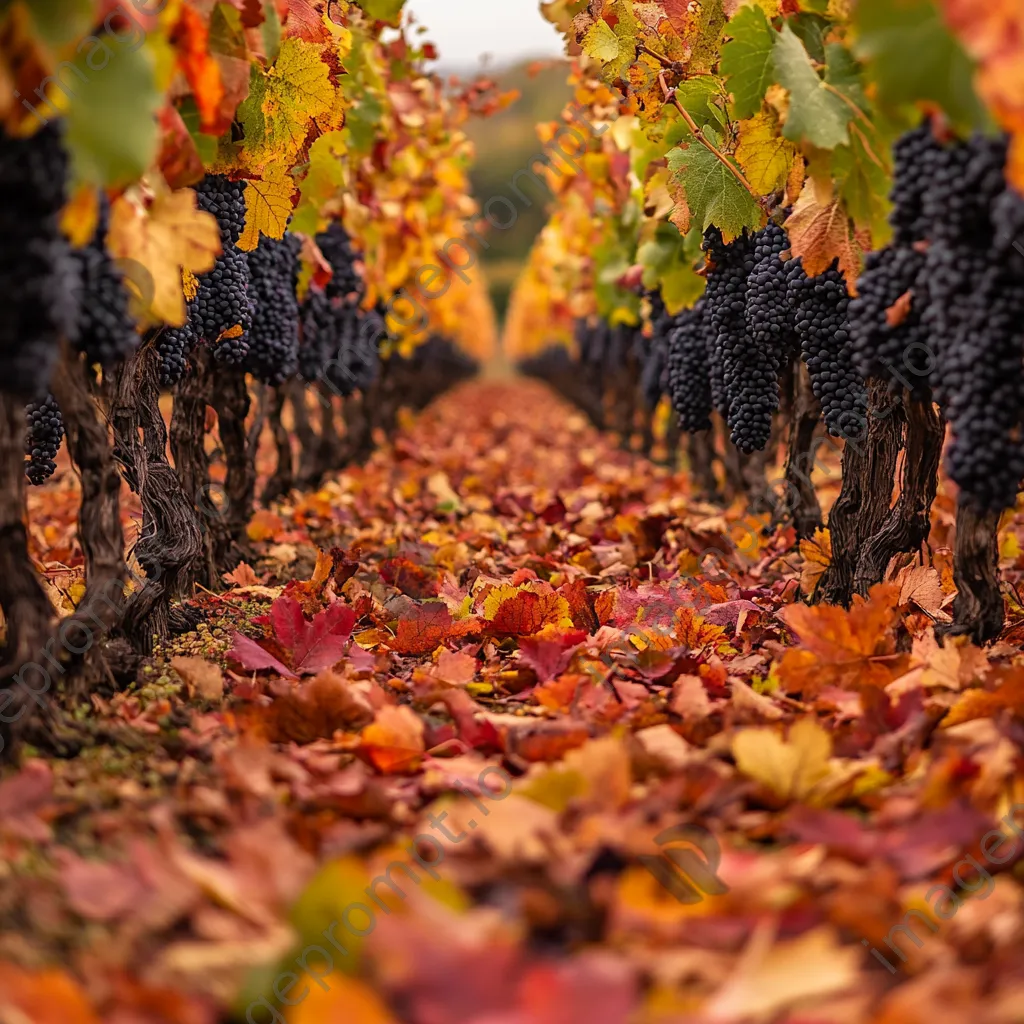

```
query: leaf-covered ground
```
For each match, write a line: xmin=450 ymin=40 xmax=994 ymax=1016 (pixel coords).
xmin=3 ymin=379 xmax=1024 ymax=1023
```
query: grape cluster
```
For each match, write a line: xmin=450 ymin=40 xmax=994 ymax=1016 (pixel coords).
xmin=194 ymin=176 xmax=251 ymax=364
xmin=297 ymin=221 xmax=375 ymax=387
xmin=318 ymin=224 xmax=362 ymax=300
xmin=74 ymin=196 xmax=139 ymax=366
xmin=889 ymin=123 xmax=946 ymax=244
xmin=917 ymin=132 xmax=1024 ymax=510
xmin=0 ymin=123 xmax=79 ymax=400
xmin=24 ymin=393 xmax=64 ymax=485
xmin=789 ymin=259 xmax=867 ymax=439
xmin=666 ymin=299 xmax=712 ymax=432
xmin=298 ymin=286 xmax=334 ymax=381
xmin=700 ymin=227 xmax=740 ymax=420
xmin=246 ymin=233 xmax=302 ymax=385
xmin=849 ymin=245 xmax=931 ymax=396
xmin=156 ymin=293 xmax=200 ymax=387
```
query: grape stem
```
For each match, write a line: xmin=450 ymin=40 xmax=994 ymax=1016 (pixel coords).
xmin=657 ymin=71 xmax=763 ymax=204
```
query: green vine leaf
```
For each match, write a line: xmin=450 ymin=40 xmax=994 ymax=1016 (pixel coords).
xmin=719 ymin=6 xmax=777 ymax=120
xmin=773 ymin=24 xmax=852 ymax=149
xmin=667 ymin=129 xmax=765 ymax=241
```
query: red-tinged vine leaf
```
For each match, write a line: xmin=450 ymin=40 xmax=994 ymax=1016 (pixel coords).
xmin=776 ymin=582 xmax=907 ymax=694
xmin=885 ymin=288 xmax=914 ymax=327
xmin=360 ymin=705 xmax=426 ymax=774
xmin=0 ymin=964 xmax=99 ymax=1024
xmin=171 ymin=3 xmax=225 ymax=134
xmin=155 ymin=105 xmax=204 ymax=190
xmin=237 ymin=37 xmax=341 ymax=173
xmin=943 ymin=666 xmax=1024 ymax=728
xmin=519 ymin=629 xmax=588 ymax=682
xmin=488 ymin=590 xmax=575 ymax=637
xmin=784 ymin=179 xmax=864 ymax=282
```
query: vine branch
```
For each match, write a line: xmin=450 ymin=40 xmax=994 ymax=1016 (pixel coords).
xmin=656 ymin=71 xmax=763 ymax=205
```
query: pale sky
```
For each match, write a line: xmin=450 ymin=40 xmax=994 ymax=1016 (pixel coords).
xmin=405 ymin=0 xmax=565 ymax=68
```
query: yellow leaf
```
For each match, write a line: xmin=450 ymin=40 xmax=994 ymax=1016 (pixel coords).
xmin=706 ymin=924 xmax=859 ymax=1020
xmin=241 ymin=37 xmax=339 ymax=172
xmin=238 ymin=165 xmax=299 ymax=251
xmin=735 ymin=110 xmax=796 ymax=195
xmin=107 ymin=188 xmax=220 ymax=327
xmin=60 ymin=184 xmax=100 ymax=247
xmin=732 ymin=718 xmax=833 ymax=803
xmin=798 ymin=527 xmax=831 ymax=595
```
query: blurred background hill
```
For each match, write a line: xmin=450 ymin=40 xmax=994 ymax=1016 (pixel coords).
xmin=459 ymin=60 xmax=572 ymax=320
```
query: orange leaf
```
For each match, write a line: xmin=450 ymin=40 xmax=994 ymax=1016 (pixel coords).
xmin=389 ymin=603 xmax=479 ymax=655
xmin=784 ymin=180 xmax=863 ymax=283
xmin=885 ymin=289 xmax=914 ymax=328
xmin=0 ymin=964 xmax=99 ymax=1024
xmin=776 ymin=582 xmax=907 ymax=694
xmin=247 ymin=509 xmax=285 ymax=542
xmin=172 ymin=4 xmax=225 ymax=133
xmin=674 ymin=606 xmax=726 ymax=652
xmin=943 ymin=666 xmax=1024 ymax=727
xmin=289 ymin=973 xmax=400 ymax=1023
xmin=361 ymin=704 xmax=426 ymax=773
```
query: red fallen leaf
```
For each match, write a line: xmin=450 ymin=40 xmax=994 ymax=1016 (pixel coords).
xmin=228 ymin=632 xmax=295 ymax=678
xmin=268 ymin=597 xmax=356 ymax=674
xmin=0 ymin=759 xmax=55 ymax=841
xmin=229 ymin=597 xmax=356 ymax=677
xmin=434 ymin=689 xmax=502 ymax=751
xmin=558 ymin=578 xmax=598 ymax=632
xmin=381 ymin=556 xmax=440 ymax=598
xmin=488 ymin=591 xmax=572 ymax=637
xmin=519 ymin=629 xmax=588 ymax=682
xmin=104 ymin=976 xmax=215 ymax=1024
xmin=704 ymin=599 xmax=762 ymax=628
xmin=390 ymin=603 xmax=480 ymax=655
xmin=56 ymin=849 xmax=147 ymax=922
